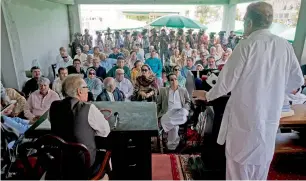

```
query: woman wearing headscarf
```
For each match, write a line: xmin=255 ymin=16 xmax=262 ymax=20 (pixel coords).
xmin=131 ymin=60 xmax=143 ymax=85
xmin=84 ymin=68 xmax=103 ymax=100
xmin=132 ymin=64 xmax=158 ymax=102
xmin=215 ymin=44 xmax=224 ymax=58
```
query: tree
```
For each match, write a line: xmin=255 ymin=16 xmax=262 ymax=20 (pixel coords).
xmin=290 ymin=1 xmax=301 ymax=27
xmin=195 ymin=5 xmax=222 ymax=24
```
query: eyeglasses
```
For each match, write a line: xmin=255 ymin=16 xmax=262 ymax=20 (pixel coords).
xmin=170 ymin=78 xmax=177 ymax=82
xmin=82 ymin=86 xmax=89 ymax=89
xmin=89 ymin=72 xmax=95 ymax=75
xmin=174 ymin=69 xmax=180 ymax=71
xmin=141 ymin=69 xmax=148 ymax=72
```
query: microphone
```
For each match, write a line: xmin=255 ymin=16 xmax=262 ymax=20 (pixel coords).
xmin=113 ymin=112 xmax=119 ymax=130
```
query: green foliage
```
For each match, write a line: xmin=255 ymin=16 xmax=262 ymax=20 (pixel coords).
xmin=195 ymin=5 xmax=222 ymax=25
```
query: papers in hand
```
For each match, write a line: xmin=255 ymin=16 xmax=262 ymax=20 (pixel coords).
xmin=206 ymin=73 xmax=218 ymax=87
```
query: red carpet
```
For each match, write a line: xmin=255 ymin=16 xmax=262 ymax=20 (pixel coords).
xmin=152 ymin=153 xmax=306 ymax=180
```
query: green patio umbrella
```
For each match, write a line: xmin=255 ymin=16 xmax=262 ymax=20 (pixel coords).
xmin=149 ymin=14 xmax=207 ymax=29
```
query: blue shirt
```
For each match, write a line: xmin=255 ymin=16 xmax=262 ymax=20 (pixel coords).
xmin=145 ymin=57 xmax=162 ymax=78
xmin=2 ymin=115 xmax=30 ymax=134
xmin=181 ymin=66 xmax=196 ymax=78
xmin=100 ymin=58 xmax=117 ymax=73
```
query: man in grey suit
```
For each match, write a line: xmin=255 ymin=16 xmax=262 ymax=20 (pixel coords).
xmin=157 ymin=73 xmax=191 ymax=150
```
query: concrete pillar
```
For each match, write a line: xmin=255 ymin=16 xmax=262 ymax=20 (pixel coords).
xmin=292 ymin=0 xmax=306 ymax=64
xmin=67 ymin=4 xmax=81 ymax=41
xmin=1 ymin=1 xmax=26 ymax=89
xmin=222 ymin=4 xmax=237 ymax=36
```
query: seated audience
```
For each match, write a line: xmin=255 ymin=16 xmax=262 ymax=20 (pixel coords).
xmin=24 ymin=78 xmax=60 ymax=122
xmin=132 ymin=64 xmax=158 ymax=102
xmin=206 ymin=56 xmax=217 ymax=69
xmin=182 ymin=42 xmax=193 ymax=57
xmin=170 ymin=49 xmax=182 ymax=67
xmin=83 ymin=45 xmax=93 ymax=55
xmin=127 ymin=51 xmax=137 ymax=69
xmin=93 ymin=46 xmax=101 ymax=59
xmin=83 ymin=54 xmax=93 ymax=72
xmin=89 ymin=58 xmax=107 ymax=80
xmin=74 ymin=47 xmax=87 ymax=64
xmin=179 ymin=51 xmax=188 ymax=68
xmin=145 ymin=50 xmax=163 ymax=87
xmin=209 ymin=47 xmax=220 ymax=61
xmin=1 ymin=84 xmax=27 ymax=117
xmin=55 ymin=52 xmax=73 ymax=74
xmin=115 ymin=69 xmax=134 ymax=101
xmin=195 ymin=52 xmax=208 ymax=67
xmin=84 ymin=68 xmax=103 ymax=100
xmin=191 ymin=49 xmax=200 ymax=61
xmin=196 ymin=64 xmax=204 ymax=71
xmin=49 ymin=74 xmax=110 ymax=176
xmin=55 ymin=47 xmax=73 ymax=64
xmin=52 ymin=67 xmax=68 ymax=99
xmin=145 ymin=46 xmax=154 ymax=60
xmin=165 ymin=65 xmax=186 ymax=88
xmin=131 ymin=60 xmax=143 ymax=85
xmin=107 ymin=56 xmax=131 ymax=78
xmin=96 ymin=77 xmax=125 ymax=101
xmin=22 ymin=66 xmax=41 ymax=98
xmin=216 ymin=52 xmax=229 ymax=66
xmin=133 ymin=45 xmax=144 ymax=62
xmin=108 ymin=47 xmax=124 ymax=59
xmin=162 ymin=71 xmax=168 ymax=87
xmin=103 ymin=44 xmax=112 ymax=56
xmin=181 ymin=57 xmax=196 ymax=78
xmin=157 ymin=73 xmax=190 ymax=150
xmin=99 ymin=53 xmax=115 ymax=73
xmin=120 ymin=44 xmax=130 ymax=58
xmin=215 ymin=44 xmax=224 ymax=58
xmin=67 ymin=59 xmax=86 ymax=77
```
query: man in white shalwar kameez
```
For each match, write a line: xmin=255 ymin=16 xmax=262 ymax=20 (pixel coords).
xmin=157 ymin=73 xmax=190 ymax=150
xmin=193 ymin=2 xmax=304 ymax=180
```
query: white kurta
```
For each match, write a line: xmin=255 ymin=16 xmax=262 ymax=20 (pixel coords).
xmin=206 ymin=29 xmax=304 ymax=179
xmin=161 ymin=89 xmax=189 ymax=150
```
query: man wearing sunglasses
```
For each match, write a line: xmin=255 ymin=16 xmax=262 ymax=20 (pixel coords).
xmin=157 ymin=73 xmax=190 ymax=151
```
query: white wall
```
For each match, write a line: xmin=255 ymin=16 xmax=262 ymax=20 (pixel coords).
xmin=1 ymin=10 xmax=18 ymax=88
xmin=2 ymin=0 xmax=70 ymax=88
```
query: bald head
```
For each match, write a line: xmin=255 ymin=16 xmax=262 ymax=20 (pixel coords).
xmin=244 ymin=2 xmax=273 ymax=35
xmin=103 ymin=77 xmax=116 ymax=92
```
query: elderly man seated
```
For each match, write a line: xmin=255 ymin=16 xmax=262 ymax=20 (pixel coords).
xmin=49 ymin=74 xmax=110 ymax=179
xmin=22 ymin=66 xmax=41 ymax=98
xmin=96 ymin=77 xmax=125 ymax=101
xmin=24 ymin=78 xmax=60 ymax=122
xmin=52 ymin=67 xmax=68 ymax=99
xmin=157 ymin=73 xmax=190 ymax=151
xmin=216 ymin=52 xmax=229 ymax=66
xmin=115 ymin=69 xmax=133 ymax=101
xmin=107 ymin=56 xmax=131 ymax=78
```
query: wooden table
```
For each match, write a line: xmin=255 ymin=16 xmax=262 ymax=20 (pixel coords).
xmin=280 ymin=104 xmax=306 ymax=127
